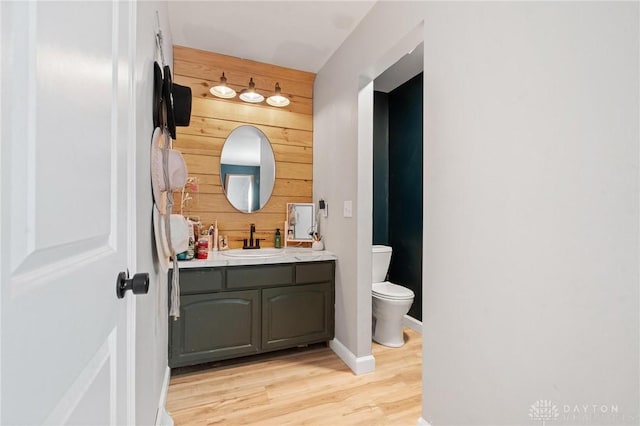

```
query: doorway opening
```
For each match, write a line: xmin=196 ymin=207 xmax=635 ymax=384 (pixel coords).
xmin=356 ymin=22 xmax=424 ymax=361
xmin=373 ymin=42 xmax=424 ymax=326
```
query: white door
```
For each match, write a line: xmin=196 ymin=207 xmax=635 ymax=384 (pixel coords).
xmin=1 ymin=2 xmax=138 ymax=424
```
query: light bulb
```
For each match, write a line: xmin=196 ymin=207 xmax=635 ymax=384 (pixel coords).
xmin=209 ymin=72 xmax=236 ymax=99
xmin=239 ymin=77 xmax=264 ymax=103
xmin=267 ymin=83 xmax=290 ymax=107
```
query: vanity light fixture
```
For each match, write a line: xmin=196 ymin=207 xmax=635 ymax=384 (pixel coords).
xmin=209 ymin=72 xmax=236 ymax=99
xmin=266 ymin=82 xmax=290 ymax=107
xmin=239 ymin=77 xmax=264 ymax=103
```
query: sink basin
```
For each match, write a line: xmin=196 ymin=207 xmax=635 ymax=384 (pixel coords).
xmin=221 ymin=248 xmax=285 ymax=258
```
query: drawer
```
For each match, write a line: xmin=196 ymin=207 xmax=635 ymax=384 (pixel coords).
xmin=226 ymin=264 xmax=294 ymax=289
xmin=295 ymin=261 xmax=334 ymax=284
xmin=176 ymin=268 xmax=223 ymax=295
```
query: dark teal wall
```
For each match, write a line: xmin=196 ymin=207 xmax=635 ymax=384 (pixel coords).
xmin=388 ymin=73 xmax=423 ymax=320
xmin=372 ymin=73 xmax=423 ymax=320
xmin=373 ymin=91 xmax=389 ymax=245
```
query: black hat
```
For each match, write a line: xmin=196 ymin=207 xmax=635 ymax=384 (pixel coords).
xmin=153 ymin=62 xmax=163 ymax=129
xmin=172 ymin=83 xmax=192 ymax=128
xmin=161 ymin=65 xmax=192 ymax=139
xmin=162 ymin=65 xmax=176 ymax=139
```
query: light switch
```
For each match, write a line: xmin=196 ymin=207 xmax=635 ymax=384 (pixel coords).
xmin=343 ymin=200 xmax=352 ymax=218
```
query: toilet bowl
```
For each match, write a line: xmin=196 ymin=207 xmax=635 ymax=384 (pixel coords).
xmin=371 ymin=245 xmax=415 ymax=348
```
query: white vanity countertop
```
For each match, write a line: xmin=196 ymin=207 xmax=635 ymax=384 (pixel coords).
xmin=173 ymin=247 xmax=337 ymax=269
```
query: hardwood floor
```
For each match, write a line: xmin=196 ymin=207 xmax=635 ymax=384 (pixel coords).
xmin=166 ymin=328 xmax=422 ymax=425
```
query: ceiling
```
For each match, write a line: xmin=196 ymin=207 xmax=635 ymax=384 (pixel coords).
xmin=168 ymin=1 xmax=376 ymax=73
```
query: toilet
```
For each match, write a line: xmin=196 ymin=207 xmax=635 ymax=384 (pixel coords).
xmin=371 ymin=245 xmax=415 ymax=347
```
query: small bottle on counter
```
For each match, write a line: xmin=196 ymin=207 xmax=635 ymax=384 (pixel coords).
xmin=207 ymin=226 xmax=214 ymax=251
xmin=196 ymin=238 xmax=208 ymax=259
xmin=186 ymin=237 xmax=195 ymax=260
xmin=274 ymin=228 xmax=281 ymax=249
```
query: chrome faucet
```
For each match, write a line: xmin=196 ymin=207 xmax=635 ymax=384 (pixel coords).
xmin=243 ymin=223 xmax=262 ymax=249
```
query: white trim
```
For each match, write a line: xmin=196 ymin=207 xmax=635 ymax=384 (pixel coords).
xmin=329 ymin=338 xmax=375 ymax=375
xmin=155 ymin=406 xmax=174 ymax=426
xmin=356 ymin=79 xmax=375 ymax=362
xmin=155 ymin=367 xmax=174 ymax=426
xmin=417 ymin=417 xmax=432 ymax=426
xmin=0 ymin=2 xmax=3 ymax=420
xmin=125 ymin=1 xmax=138 ymax=424
xmin=126 ymin=295 xmax=136 ymax=425
xmin=403 ymin=315 xmax=422 ymax=335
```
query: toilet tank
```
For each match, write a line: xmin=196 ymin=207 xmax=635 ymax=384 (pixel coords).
xmin=372 ymin=245 xmax=392 ymax=283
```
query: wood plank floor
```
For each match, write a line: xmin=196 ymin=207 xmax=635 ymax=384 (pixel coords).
xmin=166 ymin=328 xmax=422 ymax=425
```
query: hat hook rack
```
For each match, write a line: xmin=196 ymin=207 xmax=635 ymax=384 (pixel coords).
xmin=155 ymin=11 xmax=167 ymax=67
xmin=154 ymin=10 xmax=170 ymax=139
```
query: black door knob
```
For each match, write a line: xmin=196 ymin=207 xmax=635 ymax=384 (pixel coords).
xmin=116 ymin=271 xmax=150 ymax=299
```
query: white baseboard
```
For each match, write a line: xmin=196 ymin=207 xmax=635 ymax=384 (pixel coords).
xmin=155 ymin=406 xmax=173 ymax=426
xmin=417 ymin=417 xmax=432 ymax=426
xmin=403 ymin=315 xmax=422 ymax=334
xmin=329 ymin=338 xmax=375 ymax=375
xmin=155 ymin=367 xmax=174 ymax=426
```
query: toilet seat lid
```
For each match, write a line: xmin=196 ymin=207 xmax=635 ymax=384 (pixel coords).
xmin=372 ymin=281 xmax=414 ymax=300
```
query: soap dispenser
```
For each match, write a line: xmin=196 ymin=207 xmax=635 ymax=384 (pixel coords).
xmin=274 ymin=228 xmax=281 ymax=249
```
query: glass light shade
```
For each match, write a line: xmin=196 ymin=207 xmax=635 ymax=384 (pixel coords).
xmin=266 ymin=94 xmax=290 ymax=107
xmin=209 ymin=72 xmax=236 ymax=99
xmin=210 ymin=85 xmax=236 ymax=98
xmin=239 ymin=77 xmax=264 ymax=103
xmin=266 ymin=83 xmax=290 ymax=107
xmin=239 ymin=90 xmax=265 ymax=103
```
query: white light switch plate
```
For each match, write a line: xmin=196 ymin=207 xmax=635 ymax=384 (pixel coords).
xmin=343 ymin=200 xmax=353 ymax=218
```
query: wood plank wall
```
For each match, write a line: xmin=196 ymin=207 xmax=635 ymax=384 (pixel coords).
xmin=172 ymin=46 xmax=315 ymax=248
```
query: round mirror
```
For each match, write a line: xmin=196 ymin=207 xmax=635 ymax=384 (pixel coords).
xmin=220 ymin=125 xmax=275 ymax=213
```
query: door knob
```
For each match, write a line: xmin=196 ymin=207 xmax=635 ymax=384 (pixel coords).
xmin=116 ymin=270 xmax=150 ymax=299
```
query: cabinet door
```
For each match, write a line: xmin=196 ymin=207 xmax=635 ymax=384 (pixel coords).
xmin=262 ymin=283 xmax=334 ymax=351
xmin=170 ymin=290 xmax=260 ymax=367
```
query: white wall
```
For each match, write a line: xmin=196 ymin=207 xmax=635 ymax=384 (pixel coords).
xmin=315 ymin=2 xmax=639 ymax=424
xmin=134 ymin=2 xmax=172 ymax=425
xmin=315 ymin=1 xmax=424 ymax=367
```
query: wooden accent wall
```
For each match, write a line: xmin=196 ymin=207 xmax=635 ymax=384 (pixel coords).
xmin=172 ymin=46 xmax=315 ymax=248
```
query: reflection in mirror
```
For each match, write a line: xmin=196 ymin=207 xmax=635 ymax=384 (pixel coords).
xmin=220 ymin=125 xmax=275 ymax=213
xmin=286 ymin=203 xmax=315 ymax=241
xmin=224 ymin=174 xmax=254 ymax=212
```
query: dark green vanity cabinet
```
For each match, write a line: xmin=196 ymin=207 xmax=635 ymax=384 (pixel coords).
xmin=168 ymin=261 xmax=335 ymax=368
